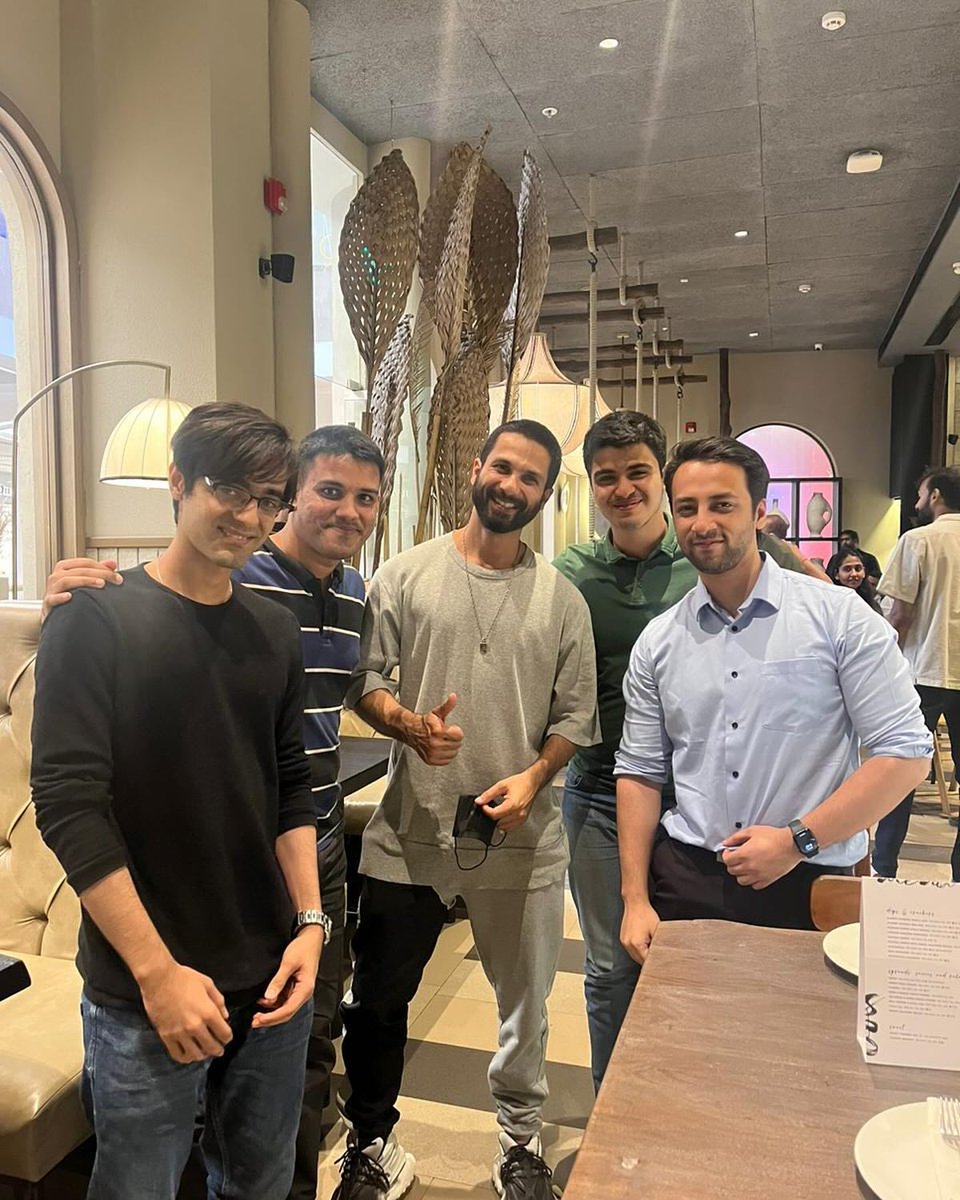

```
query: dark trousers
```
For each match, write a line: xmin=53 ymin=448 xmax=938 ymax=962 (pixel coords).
xmin=340 ymin=877 xmax=450 ymax=1143
xmin=873 ymin=685 xmax=960 ymax=881
xmin=652 ymin=835 xmax=848 ymax=930
xmin=289 ymin=832 xmax=348 ymax=1200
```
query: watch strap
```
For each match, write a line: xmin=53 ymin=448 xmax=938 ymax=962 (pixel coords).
xmin=788 ymin=819 xmax=819 ymax=859
xmin=294 ymin=909 xmax=332 ymax=939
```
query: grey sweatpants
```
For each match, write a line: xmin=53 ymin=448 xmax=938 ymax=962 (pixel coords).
xmin=341 ymin=876 xmax=565 ymax=1141
xmin=462 ymin=879 xmax=565 ymax=1136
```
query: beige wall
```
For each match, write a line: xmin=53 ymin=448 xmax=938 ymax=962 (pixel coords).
xmin=0 ymin=0 xmax=61 ymax=165
xmin=2 ymin=0 xmax=316 ymax=546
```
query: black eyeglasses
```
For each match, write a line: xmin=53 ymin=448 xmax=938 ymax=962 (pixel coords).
xmin=203 ymin=476 xmax=295 ymax=520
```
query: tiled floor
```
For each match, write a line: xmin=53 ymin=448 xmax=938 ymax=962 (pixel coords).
xmin=24 ymin=772 xmax=957 ymax=1200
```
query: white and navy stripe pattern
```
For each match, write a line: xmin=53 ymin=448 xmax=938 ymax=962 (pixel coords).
xmin=235 ymin=541 xmax=366 ymax=841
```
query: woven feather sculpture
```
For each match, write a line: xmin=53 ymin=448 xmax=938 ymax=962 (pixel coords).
xmin=338 ymin=148 xmax=419 ymax=393
xmin=369 ymin=314 xmax=413 ymax=569
xmin=501 ymin=150 xmax=550 ymax=423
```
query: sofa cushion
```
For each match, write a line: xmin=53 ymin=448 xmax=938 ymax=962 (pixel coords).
xmin=0 ymin=952 xmax=87 ymax=1181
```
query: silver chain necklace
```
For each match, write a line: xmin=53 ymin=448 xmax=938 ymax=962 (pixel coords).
xmin=459 ymin=531 xmax=523 ymax=655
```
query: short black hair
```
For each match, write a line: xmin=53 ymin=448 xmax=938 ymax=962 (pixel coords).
xmin=919 ymin=465 xmax=960 ymax=510
xmin=664 ymin=436 xmax=769 ymax=510
xmin=298 ymin=425 xmax=384 ymax=486
xmin=480 ymin=419 xmax=562 ymax=489
xmin=582 ymin=410 xmax=667 ymax=476
xmin=839 ymin=529 xmax=859 ymax=542
xmin=171 ymin=403 xmax=298 ymax=519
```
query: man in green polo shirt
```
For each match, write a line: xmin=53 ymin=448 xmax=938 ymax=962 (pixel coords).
xmin=554 ymin=410 xmax=697 ymax=1089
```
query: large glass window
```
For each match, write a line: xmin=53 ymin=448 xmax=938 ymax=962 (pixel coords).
xmin=310 ymin=132 xmax=364 ymax=428
xmin=0 ymin=206 xmax=13 ymax=594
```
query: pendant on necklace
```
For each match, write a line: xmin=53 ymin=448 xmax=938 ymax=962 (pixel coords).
xmin=479 ymin=640 xmax=489 ymax=655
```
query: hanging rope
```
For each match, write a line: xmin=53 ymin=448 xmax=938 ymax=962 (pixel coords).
xmin=674 ymin=367 xmax=684 ymax=445
xmin=632 ymin=299 xmax=644 ymax=412
xmin=586 ymin=179 xmax=599 ymax=537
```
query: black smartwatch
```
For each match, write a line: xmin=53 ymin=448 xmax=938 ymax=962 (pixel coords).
xmin=789 ymin=819 xmax=819 ymax=859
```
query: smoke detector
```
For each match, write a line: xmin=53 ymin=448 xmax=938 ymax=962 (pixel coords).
xmin=821 ymin=11 xmax=846 ymax=31
xmin=846 ymin=149 xmax=883 ymax=174
xmin=798 ymin=283 xmax=813 ymax=294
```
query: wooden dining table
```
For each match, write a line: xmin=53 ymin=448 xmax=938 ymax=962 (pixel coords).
xmin=563 ymin=920 xmax=959 ymax=1200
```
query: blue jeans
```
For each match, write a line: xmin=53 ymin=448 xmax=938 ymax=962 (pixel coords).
xmin=81 ymin=994 xmax=312 ymax=1199
xmin=562 ymin=778 xmax=640 ymax=1091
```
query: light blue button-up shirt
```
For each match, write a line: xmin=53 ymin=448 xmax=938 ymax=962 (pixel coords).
xmin=614 ymin=555 xmax=933 ymax=867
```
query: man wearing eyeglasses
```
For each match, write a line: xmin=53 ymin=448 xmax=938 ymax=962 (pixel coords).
xmin=32 ymin=404 xmax=322 ymax=1199
xmin=42 ymin=423 xmax=385 ymax=1200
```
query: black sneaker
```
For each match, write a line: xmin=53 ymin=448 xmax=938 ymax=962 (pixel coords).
xmin=331 ymin=1134 xmax=415 ymax=1200
xmin=492 ymin=1133 xmax=558 ymax=1200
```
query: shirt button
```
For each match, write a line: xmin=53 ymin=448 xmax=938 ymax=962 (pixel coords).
xmin=731 ymin=671 xmax=738 ymax=678
xmin=732 ymin=770 xmax=739 ymax=779
xmin=732 ymin=721 xmax=739 ymax=729
xmin=735 ymin=821 xmax=743 ymax=829
xmin=731 ymin=625 xmax=739 ymax=632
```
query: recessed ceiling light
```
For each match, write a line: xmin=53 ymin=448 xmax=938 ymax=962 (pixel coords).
xmin=598 ymin=37 xmax=620 ymax=49
xmin=734 ymin=229 xmax=749 ymax=239
xmin=662 ymin=325 xmax=669 ymax=332
xmin=679 ymin=277 xmax=689 ymax=284
xmin=953 ymin=262 xmax=960 ymax=275
xmin=846 ymin=149 xmax=883 ymax=173
xmin=821 ymin=11 xmax=846 ymax=31
xmin=541 ymin=106 xmax=558 ymax=118
xmin=748 ymin=331 xmax=759 ymax=338
xmin=798 ymin=283 xmax=813 ymax=294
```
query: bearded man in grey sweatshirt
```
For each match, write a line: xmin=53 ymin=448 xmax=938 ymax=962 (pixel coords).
xmin=331 ymin=419 xmax=600 ymax=1200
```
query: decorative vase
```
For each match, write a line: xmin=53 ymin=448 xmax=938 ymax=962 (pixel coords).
xmin=805 ymin=491 xmax=832 ymax=536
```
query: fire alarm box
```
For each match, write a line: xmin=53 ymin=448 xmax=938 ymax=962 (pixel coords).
xmin=685 ymin=421 xmax=697 ymax=433
xmin=264 ymin=178 xmax=287 ymax=215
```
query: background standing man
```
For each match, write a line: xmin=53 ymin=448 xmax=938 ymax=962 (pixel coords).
xmin=43 ymin=423 xmax=384 ymax=1200
xmin=553 ymin=410 xmax=696 ymax=1091
xmin=873 ymin=465 xmax=960 ymax=880
xmin=32 ymin=404 xmax=323 ymax=1200
xmin=333 ymin=419 xmax=599 ymax=1200
xmin=615 ymin=437 xmax=931 ymax=965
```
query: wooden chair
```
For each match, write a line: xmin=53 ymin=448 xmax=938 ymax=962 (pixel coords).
xmin=810 ymin=875 xmax=862 ymax=932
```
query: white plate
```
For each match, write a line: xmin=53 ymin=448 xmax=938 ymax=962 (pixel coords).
xmin=855 ymin=1101 xmax=960 ymax=1200
xmin=822 ymin=921 xmax=859 ymax=980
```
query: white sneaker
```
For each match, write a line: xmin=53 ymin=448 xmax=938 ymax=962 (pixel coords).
xmin=332 ymin=1133 xmax=416 ymax=1200
xmin=492 ymin=1132 xmax=557 ymax=1199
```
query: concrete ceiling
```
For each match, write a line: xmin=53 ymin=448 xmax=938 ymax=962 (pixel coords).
xmin=308 ymin=0 xmax=960 ymax=357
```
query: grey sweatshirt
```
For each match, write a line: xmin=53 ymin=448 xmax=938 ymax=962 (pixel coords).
xmin=346 ymin=534 xmax=600 ymax=896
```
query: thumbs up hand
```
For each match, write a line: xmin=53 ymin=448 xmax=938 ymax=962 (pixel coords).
xmin=403 ymin=692 xmax=464 ymax=765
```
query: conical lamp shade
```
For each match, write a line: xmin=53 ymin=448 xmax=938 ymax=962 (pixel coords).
xmin=489 ymin=333 xmax=592 ymax=455
xmin=99 ymin=397 xmax=192 ymax=487
xmin=561 ymin=391 xmax=613 ymax=478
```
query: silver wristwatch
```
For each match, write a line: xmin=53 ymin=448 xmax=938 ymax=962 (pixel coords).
xmin=294 ymin=909 xmax=332 ymax=940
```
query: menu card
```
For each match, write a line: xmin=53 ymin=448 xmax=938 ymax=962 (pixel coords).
xmin=858 ymin=877 xmax=960 ymax=1069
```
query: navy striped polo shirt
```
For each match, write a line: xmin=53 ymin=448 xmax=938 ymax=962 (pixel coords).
xmin=234 ymin=538 xmax=366 ymax=846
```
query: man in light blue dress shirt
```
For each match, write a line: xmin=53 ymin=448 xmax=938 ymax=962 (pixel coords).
xmin=615 ymin=437 xmax=933 ymax=961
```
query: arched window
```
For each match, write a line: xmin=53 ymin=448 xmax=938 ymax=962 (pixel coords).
xmin=737 ymin=422 xmax=841 ymax=567
xmin=0 ymin=93 xmax=77 ymax=598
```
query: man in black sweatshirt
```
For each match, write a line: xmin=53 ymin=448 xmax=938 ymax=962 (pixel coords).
xmin=31 ymin=403 xmax=325 ymax=1200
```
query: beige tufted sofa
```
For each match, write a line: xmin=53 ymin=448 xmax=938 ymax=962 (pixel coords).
xmin=0 ymin=602 xmax=89 ymax=1194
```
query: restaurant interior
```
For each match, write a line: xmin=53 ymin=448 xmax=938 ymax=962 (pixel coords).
xmin=2 ymin=1 xmax=960 ymax=1197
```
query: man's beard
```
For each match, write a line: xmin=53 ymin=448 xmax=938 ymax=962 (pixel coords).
xmin=472 ymin=480 xmax=539 ymax=533
xmin=684 ymin=534 xmax=750 ymax=576
xmin=914 ymin=502 xmax=934 ymax=526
